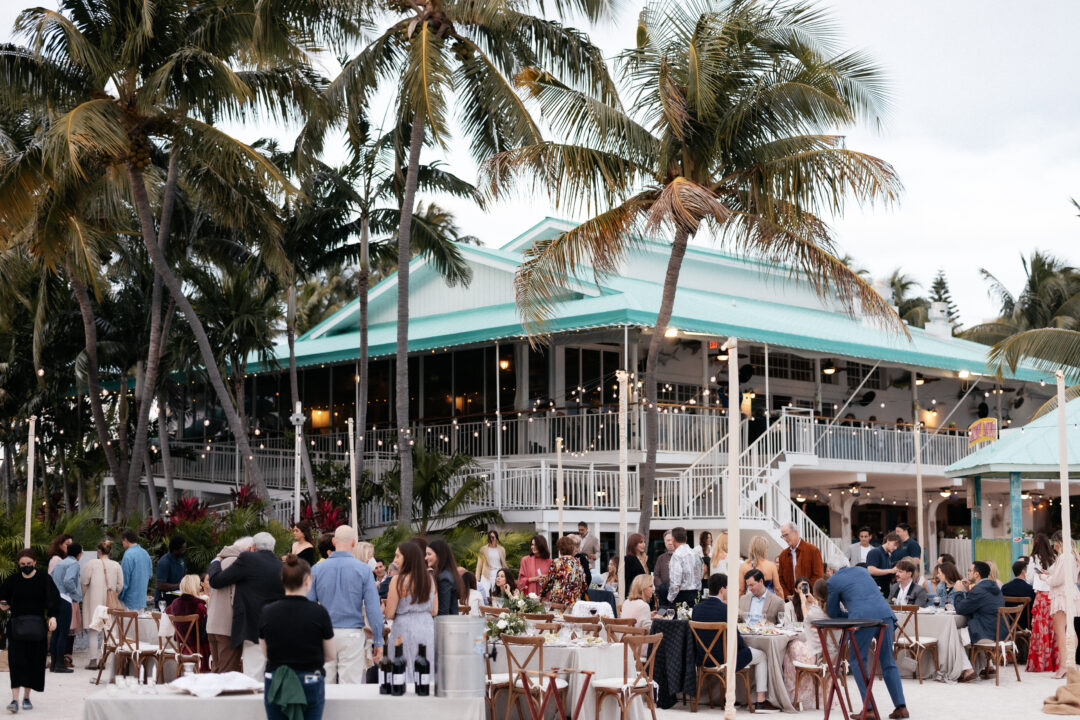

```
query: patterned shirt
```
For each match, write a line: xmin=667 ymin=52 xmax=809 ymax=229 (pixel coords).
xmin=540 ymin=556 xmax=587 ymax=606
xmin=668 ymin=544 xmax=701 ymax=602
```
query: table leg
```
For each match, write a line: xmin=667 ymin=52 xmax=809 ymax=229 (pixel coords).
xmin=848 ymin=625 xmax=886 ymax=720
xmin=817 ymin=628 xmax=851 ymax=720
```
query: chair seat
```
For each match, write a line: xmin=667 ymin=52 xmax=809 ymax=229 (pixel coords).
xmin=488 ymin=673 xmax=511 ymax=686
xmin=793 ymin=661 xmax=826 ymax=671
xmin=501 ymin=674 xmax=568 ymax=691
xmin=896 ymin=635 xmax=937 ymax=646
xmin=593 ymin=677 xmax=653 ymax=691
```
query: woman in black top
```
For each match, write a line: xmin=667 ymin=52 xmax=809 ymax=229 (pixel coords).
xmin=0 ymin=549 xmax=60 ymax=713
xmin=425 ymin=540 xmax=464 ymax=616
xmin=259 ymin=555 xmax=334 ymax=720
xmin=491 ymin=568 xmax=516 ymax=602
xmin=289 ymin=520 xmax=317 ymax=565
xmin=623 ymin=533 xmax=649 ymax=600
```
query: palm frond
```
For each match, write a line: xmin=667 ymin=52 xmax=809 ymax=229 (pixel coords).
xmin=989 ymin=328 xmax=1080 ymax=381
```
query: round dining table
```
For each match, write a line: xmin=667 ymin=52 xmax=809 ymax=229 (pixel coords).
xmin=739 ymin=629 xmax=799 ymax=712
xmin=893 ymin=608 xmax=968 ymax=682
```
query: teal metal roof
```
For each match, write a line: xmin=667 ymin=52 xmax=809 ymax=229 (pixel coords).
xmin=945 ymin=399 xmax=1080 ymax=477
xmin=263 ymin=218 xmax=1045 ymax=382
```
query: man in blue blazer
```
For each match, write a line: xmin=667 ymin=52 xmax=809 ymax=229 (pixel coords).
xmin=953 ymin=561 xmax=1005 ymax=645
xmin=692 ymin=574 xmax=780 ymax=712
xmin=826 ymin=560 xmax=908 ymax=719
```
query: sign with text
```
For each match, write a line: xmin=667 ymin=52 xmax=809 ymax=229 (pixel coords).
xmin=968 ymin=417 xmax=998 ymax=448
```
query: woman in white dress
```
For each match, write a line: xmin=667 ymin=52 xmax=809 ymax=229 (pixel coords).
xmin=475 ymin=530 xmax=506 ymax=588
xmin=80 ymin=540 xmax=122 ymax=671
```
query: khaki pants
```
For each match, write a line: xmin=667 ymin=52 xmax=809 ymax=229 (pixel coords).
xmin=325 ymin=629 xmax=370 ymax=684
xmin=208 ymin=634 xmax=243 ymax=674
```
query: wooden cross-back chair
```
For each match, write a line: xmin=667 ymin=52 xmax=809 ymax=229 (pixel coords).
xmin=793 ymin=625 xmax=854 ymax=711
xmin=600 ymin=617 xmax=636 ymax=642
xmin=608 ymin=625 xmax=648 ymax=644
xmin=891 ymin=605 xmax=939 ymax=683
xmin=688 ymin=621 xmax=753 ymax=713
xmin=969 ymin=604 xmax=1024 ymax=686
xmin=96 ymin=610 xmax=158 ymax=685
xmin=502 ymin=635 xmax=568 ymax=720
xmin=593 ymin=633 xmax=663 ymax=720
xmin=160 ymin=613 xmax=203 ymax=680
xmin=481 ymin=605 xmax=509 ymax=618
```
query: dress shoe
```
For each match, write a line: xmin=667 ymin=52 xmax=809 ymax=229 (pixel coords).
xmin=50 ymin=666 xmax=73 ymax=674
xmin=958 ymin=669 xmax=977 ymax=683
xmin=754 ymin=700 xmax=781 ymax=713
xmin=889 ymin=707 xmax=910 ymax=719
xmin=849 ymin=712 xmax=879 ymax=720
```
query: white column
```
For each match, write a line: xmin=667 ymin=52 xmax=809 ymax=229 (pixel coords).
xmin=1056 ymin=370 xmax=1075 ymax=669
xmin=617 ymin=371 xmax=629 ymax=602
xmin=24 ymin=416 xmax=37 ymax=548
xmin=722 ymin=338 xmax=740 ymax=720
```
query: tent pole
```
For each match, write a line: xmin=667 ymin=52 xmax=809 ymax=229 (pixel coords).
xmin=722 ymin=337 xmax=739 ymax=720
xmin=1056 ymin=370 xmax=1075 ymax=670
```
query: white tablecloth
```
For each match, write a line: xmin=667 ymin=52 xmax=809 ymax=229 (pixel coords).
xmin=82 ymin=684 xmax=485 ymax=720
xmin=493 ymin=642 xmax=645 ymax=720
xmin=894 ymin=610 xmax=967 ymax=683
xmin=569 ymin=601 xmax=614 ymax=619
xmin=741 ymin=632 xmax=798 ymax=712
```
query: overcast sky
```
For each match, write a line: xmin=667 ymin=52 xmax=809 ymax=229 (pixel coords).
xmin=4 ymin=0 xmax=1079 ymax=326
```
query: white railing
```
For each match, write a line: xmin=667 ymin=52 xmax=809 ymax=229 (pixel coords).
xmin=809 ymin=420 xmax=968 ymax=467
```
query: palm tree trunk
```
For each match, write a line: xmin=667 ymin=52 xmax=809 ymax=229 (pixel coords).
xmin=127 ymin=150 xmax=179 ymax=513
xmin=395 ymin=116 xmax=426 ymax=528
xmin=355 ymin=218 xmax=370 ymax=512
xmin=128 ymin=164 xmax=269 ymax=500
xmin=286 ymin=284 xmax=318 ymax=499
xmin=66 ymin=261 xmax=129 ymax=512
xmin=158 ymin=389 xmax=175 ymax=510
xmin=638 ymin=226 xmax=691 ymax=537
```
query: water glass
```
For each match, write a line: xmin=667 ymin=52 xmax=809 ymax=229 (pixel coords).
xmin=777 ymin=612 xmax=786 ymax=628
xmin=158 ymin=601 xmax=167 ymax=614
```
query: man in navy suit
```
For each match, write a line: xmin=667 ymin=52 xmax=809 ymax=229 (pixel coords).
xmin=826 ymin=559 xmax=909 ymax=719
xmin=692 ymin=574 xmax=780 ymax=712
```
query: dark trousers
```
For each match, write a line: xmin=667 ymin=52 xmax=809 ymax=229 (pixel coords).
xmin=849 ymin=624 xmax=905 ymax=712
xmin=49 ymin=600 xmax=71 ymax=670
xmin=657 ymin=584 xmax=671 ymax=608
xmin=673 ymin=590 xmax=699 ymax=607
xmin=264 ymin=670 xmax=325 ymax=720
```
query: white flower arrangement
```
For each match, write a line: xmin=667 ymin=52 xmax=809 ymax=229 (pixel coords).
xmin=486 ymin=611 xmax=527 ymax=639
xmin=676 ymin=602 xmax=692 ymax=621
xmin=500 ymin=590 xmax=544 ymax=614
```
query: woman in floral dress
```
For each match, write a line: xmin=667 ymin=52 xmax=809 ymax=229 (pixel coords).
xmin=540 ymin=535 xmax=587 ymax=606
xmin=1026 ymin=532 xmax=1057 ymax=672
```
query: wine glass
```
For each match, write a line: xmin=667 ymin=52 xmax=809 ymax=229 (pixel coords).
xmin=777 ymin=611 xmax=786 ymax=628
xmin=158 ymin=600 xmax=167 ymax=614
xmin=933 ymin=595 xmax=941 ymax=611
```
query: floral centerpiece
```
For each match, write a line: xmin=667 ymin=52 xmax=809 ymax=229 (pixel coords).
xmin=500 ymin=590 xmax=544 ymax=614
xmin=675 ymin=602 xmax=692 ymax=621
xmin=486 ymin=611 xmax=528 ymax=639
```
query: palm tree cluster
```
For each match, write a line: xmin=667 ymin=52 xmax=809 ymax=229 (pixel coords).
xmin=1 ymin=0 xmax=908 ymax=534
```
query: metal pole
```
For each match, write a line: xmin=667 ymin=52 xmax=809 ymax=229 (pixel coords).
xmin=722 ymin=338 xmax=740 ymax=720
xmin=495 ymin=342 xmax=502 ymax=501
xmin=617 ymin=371 xmax=628 ymax=602
xmin=556 ymin=437 xmax=564 ymax=536
xmin=290 ymin=401 xmax=304 ymax=523
xmin=348 ymin=418 xmax=358 ymax=533
xmin=764 ymin=343 xmax=770 ymax=420
xmin=24 ymin=416 xmax=37 ymax=548
xmin=1056 ymin=370 xmax=1076 ymax=669
xmin=913 ymin=421 xmax=925 ymax=574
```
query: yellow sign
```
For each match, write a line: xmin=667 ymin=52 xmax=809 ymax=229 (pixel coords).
xmin=968 ymin=417 xmax=998 ymax=448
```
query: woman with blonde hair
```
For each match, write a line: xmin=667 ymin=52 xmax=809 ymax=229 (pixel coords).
xmin=1045 ymin=531 xmax=1080 ymax=679
xmin=710 ymin=532 xmax=729 ymax=571
xmin=353 ymin=541 xmax=376 ymax=569
xmin=739 ymin=536 xmax=784 ymax=596
xmin=166 ymin=575 xmax=209 ymax=671
xmin=620 ymin=575 xmax=656 ymax=629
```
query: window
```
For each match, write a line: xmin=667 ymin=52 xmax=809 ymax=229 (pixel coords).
xmin=747 ymin=349 xmax=817 ymax=383
xmin=846 ymin=361 xmax=882 ymax=390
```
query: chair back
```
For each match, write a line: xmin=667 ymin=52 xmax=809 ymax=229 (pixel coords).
xmin=608 ymin=625 xmax=648 ymax=644
xmin=561 ymin=615 xmax=595 ymax=624
xmin=502 ymin=635 xmax=546 ymax=692
xmin=547 ymin=602 xmax=568 ymax=612
xmin=111 ymin=610 xmax=142 ymax=654
xmin=892 ymin=605 xmax=920 ymax=645
xmin=601 ymin=616 xmax=636 ymax=642
xmin=480 ymin=605 xmax=508 ymax=618
xmin=571 ymin=622 xmax=601 ymax=638
xmin=997 ymin=604 xmax=1024 ymax=645
xmin=622 ymin=633 xmax=663 ymax=688
xmin=1003 ymin=595 xmax=1032 ymax=629
xmin=168 ymin=613 xmax=202 ymax=659
xmin=534 ymin=622 xmax=560 ymax=633
xmin=523 ymin=613 xmax=555 ymax=623
xmin=688 ymin=620 xmax=726 ymax=669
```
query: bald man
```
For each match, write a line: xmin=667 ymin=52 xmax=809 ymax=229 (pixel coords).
xmin=308 ymin=525 xmax=384 ymax=683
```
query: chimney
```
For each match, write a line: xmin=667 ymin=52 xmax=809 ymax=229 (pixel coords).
xmin=925 ymin=301 xmax=952 ymax=338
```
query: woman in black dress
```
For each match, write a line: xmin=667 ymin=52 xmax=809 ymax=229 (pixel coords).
xmin=0 ymin=549 xmax=60 ymax=713
xmin=623 ymin=533 xmax=649 ymax=600
xmin=290 ymin=519 xmax=317 ymax=565
xmin=425 ymin=540 xmax=464 ymax=616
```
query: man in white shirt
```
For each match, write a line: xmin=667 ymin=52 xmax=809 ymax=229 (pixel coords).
xmin=846 ymin=527 xmax=875 ymax=567
xmin=888 ymin=558 xmax=928 ymax=607
xmin=667 ymin=527 xmax=702 ymax=606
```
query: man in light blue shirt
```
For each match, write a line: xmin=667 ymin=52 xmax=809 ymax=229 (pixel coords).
xmin=49 ymin=542 xmax=83 ymax=674
xmin=308 ymin=525 xmax=384 ymax=683
xmin=119 ymin=529 xmax=153 ymax=611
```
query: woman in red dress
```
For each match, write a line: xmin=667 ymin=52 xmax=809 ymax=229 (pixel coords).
xmin=1026 ymin=532 xmax=1058 ymax=672
xmin=166 ymin=574 xmax=210 ymax=671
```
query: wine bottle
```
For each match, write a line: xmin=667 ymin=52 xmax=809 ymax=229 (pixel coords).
xmin=414 ymin=644 xmax=430 ymax=696
xmin=391 ymin=638 xmax=406 ymax=696
xmin=379 ymin=649 xmax=393 ymax=695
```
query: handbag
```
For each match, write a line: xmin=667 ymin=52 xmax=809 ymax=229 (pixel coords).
xmin=102 ymin=560 xmax=124 ymax=611
xmin=9 ymin=615 xmax=46 ymax=642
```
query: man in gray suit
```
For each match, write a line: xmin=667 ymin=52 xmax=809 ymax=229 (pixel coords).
xmin=888 ymin=558 xmax=929 ymax=607
xmin=738 ymin=569 xmax=786 ymax=624
xmin=846 ymin=527 xmax=875 ymax=567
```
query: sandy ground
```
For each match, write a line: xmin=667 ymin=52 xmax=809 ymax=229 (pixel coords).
xmin=0 ymin=647 xmax=1066 ymax=719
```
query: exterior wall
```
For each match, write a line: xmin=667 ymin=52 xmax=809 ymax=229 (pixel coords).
xmin=368 ymin=261 xmax=516 ymax=326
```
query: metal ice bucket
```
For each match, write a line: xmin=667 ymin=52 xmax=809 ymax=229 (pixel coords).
xmin=434 ymin=615 xmax=486 ymax=698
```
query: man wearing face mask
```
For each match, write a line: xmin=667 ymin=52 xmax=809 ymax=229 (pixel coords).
xmin=0 ymin=549 xmax=62 ymax=713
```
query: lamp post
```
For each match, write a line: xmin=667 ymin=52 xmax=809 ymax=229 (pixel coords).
xmin=617 ymin=371 xmax=628 ymax=602
xmin=722 ymin=338 xmax=740 ymax=720
xmin=289 ymin=402 xmax=305 ymax=523
xmin=24 ymin=416 xmax=37 ymax=548
xmin=348 ymin=417 xmax=358 ymax=533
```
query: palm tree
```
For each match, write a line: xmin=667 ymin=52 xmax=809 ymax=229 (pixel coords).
xmin=309 ymin=0 xmax=617 ymax=527
xmin=1 ymin=0 xmax=349 ymax=506
xmin=886 ymin=269 xmax=930 ymax=328
xmin=964 ymin=251 xmax=1080 ymax=346
xmin=484 ymin=0 xmax=904 ymax=535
